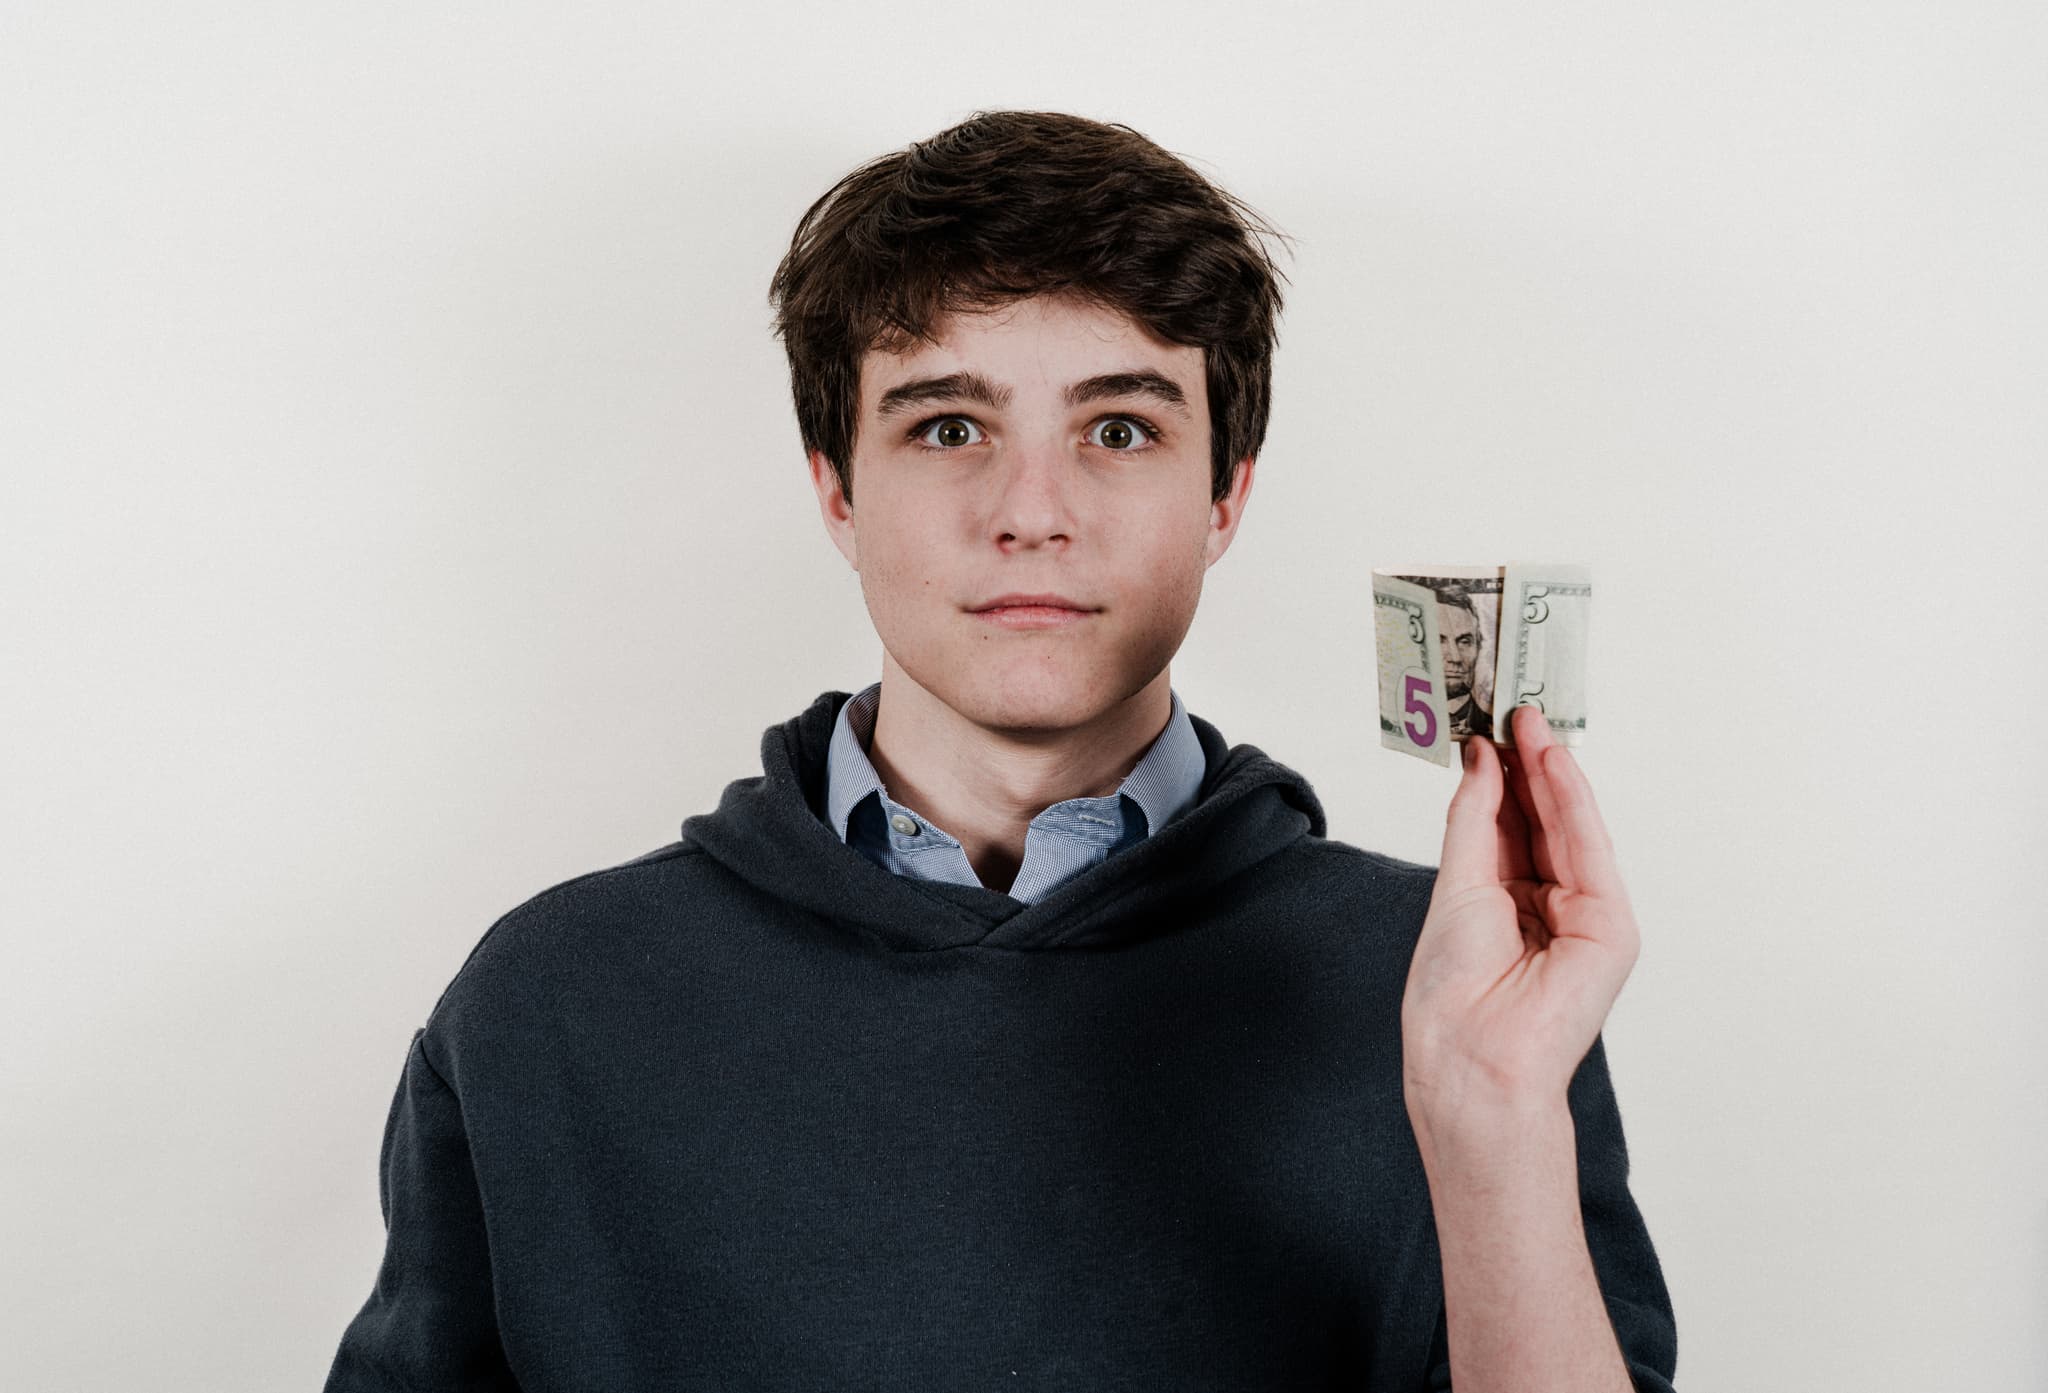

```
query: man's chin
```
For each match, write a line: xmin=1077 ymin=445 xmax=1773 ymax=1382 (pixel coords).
xmin=949 ymin=669 xmax=1135 ymax=735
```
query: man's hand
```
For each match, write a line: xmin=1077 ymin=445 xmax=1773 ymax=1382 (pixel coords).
xmin=1401 ymin=703 xmax=1641 ymax=1141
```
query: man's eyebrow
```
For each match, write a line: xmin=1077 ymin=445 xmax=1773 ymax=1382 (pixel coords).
xmin=871 ymin=368 xmax=1195 ymax=422
xmin=1064 ymin=370 xmax=1194 ymax=421
xmin=873 ymin=372 xmax=1011 ymax=421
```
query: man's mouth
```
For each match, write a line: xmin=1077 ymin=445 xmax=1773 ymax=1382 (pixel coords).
xmin=971 ymin=592 xmax=1095 ymax=612
xmin=974 ymin=605 xmax=1095 ymax=630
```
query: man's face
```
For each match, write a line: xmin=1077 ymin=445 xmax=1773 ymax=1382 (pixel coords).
xmin=1440 ymin=605 xmax=1483 ymax=698
xmin=809 ymin=292 xmax=1254 ymax=738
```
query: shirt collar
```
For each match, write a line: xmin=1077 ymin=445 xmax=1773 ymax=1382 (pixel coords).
xmin=823 ymin=681 xmax=1204 ymax=846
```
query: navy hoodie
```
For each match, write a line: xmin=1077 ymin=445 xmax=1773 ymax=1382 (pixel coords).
xmin=325 ymin=689 xmax=1678 ymax=1391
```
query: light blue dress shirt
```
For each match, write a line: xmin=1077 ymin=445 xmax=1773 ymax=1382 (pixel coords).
xmin=821 ymin=681 xmax=1208 ymax=904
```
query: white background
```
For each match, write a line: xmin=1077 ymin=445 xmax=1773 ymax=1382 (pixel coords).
xmin=4 ymin=3 xmax=2043 ymax=1388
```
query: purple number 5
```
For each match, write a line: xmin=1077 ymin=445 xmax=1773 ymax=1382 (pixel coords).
xmin=1403 ymin=674 xmax=1438 ymax=748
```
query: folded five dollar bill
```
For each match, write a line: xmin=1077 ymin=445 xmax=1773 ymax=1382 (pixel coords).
xmin=1372 ymin=564 xmax=1591 ymax=766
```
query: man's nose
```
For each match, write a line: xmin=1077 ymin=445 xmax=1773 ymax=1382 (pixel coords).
xmin=986 ymin=437 xmax=1076 ymax=544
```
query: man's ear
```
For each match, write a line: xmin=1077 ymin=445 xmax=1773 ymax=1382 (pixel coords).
xmin=808 ymin=449 xmax=858 ymax=571
xmin=1204 ymin=453 xmax=1257 ymax=569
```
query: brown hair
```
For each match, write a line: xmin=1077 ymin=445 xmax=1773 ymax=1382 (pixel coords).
xmin=767 ymin=110 xmax=1294 ymax=508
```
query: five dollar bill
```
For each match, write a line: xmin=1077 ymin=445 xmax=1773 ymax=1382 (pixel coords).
xmin=1372 ymin=564 xmax=1591 ymax=766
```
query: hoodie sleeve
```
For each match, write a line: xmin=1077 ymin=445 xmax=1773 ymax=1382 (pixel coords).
xmin=323 ymin=1030 xmax=519 ymax=1392
xmin=1421 ymin=1032 xmax=1679 ymax=1391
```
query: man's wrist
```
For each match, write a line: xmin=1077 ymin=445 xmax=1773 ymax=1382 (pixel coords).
xmin=1405 ymin=1062 xmax=1574 ymax=1173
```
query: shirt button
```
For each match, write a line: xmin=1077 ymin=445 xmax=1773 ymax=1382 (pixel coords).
xmin=889 ymin=814 xmax=921 ymax=836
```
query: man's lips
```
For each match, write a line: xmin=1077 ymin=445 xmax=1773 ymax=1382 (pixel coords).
xmin=973 ymin=604 xmax=1095 ymax=629
xmin=971 ymin=592 xmax=1094 ymax=612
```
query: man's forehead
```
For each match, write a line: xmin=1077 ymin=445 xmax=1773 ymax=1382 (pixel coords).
xmin=914 ymin=292 xmax=1168 ymax=346
xmin=862 ymin=297 xmax=1200 ymax=401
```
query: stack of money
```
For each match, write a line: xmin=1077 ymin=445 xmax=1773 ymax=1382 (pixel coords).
xmin=1371 ymin=564 xmax=1591 ymax=766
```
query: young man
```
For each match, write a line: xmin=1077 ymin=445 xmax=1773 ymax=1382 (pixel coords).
xmin=325 ymin=110 xmax=1677 ymax=1391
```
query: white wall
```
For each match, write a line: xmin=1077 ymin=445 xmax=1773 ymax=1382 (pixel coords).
xmin=4 ymin=3 xmax=2042 ymax=1388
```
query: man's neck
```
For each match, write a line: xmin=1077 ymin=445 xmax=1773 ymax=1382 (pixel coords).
xmin=864 ymin=660 xmax=1173 ymax=894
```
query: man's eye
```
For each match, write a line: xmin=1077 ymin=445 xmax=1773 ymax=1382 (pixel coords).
xmin=913 ymin=417 xmax=985 ymax=449
xmin=909 ymin=414 xmax=1162 ymax=452
xmin=1088 ymin=416 xmax=1158 ymax=450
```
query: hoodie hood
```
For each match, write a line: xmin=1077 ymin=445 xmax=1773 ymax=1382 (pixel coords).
xmin=680 ymin=689 xmax=1327 ymax=953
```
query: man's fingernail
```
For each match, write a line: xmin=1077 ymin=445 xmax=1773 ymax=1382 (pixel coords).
xmin=1462 ymin=739 xmax=1476 ymax=769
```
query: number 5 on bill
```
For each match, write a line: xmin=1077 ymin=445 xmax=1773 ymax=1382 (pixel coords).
xmin=1373 ymin=574 xmax=1454 ymax=767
